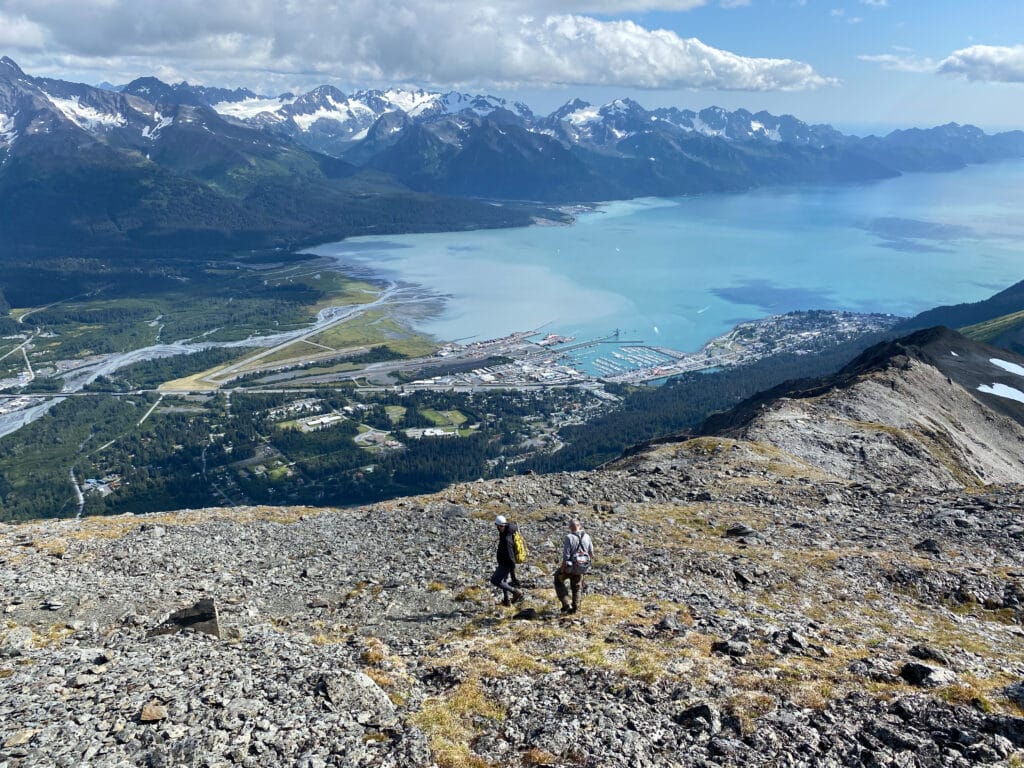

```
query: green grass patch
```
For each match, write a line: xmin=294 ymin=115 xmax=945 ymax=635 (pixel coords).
xmin=267 ymin=466 xmax=290 ymax=481
xmin=310 ymin=310 xmax=435 ymax=358
xmin=960 ymin=310 xmax=1024 ymax=343
xmin=421 ymin=409 xmax=467 ymax=427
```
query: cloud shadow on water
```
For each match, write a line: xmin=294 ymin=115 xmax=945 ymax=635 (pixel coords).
xmin=712 ymin=280 xmax=838 ymax=312
xmin=864 ymin=217 xmax=974 ymax=253
xmin=874 ymin=239 xmax=953 ymax=254
xmin=866 ymin=217 xmax=975 ymax=241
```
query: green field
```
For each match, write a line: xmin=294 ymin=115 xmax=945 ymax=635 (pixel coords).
xmin=421 ymin=409 xmax=468 ymax=427
xmin=961 ymin=310 xmax=1024 ymax=343
xmin=309 ymin=309 xmax=436 ymax=357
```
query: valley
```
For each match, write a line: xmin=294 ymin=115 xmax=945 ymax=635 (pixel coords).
xmin=3 ymin=144 xmax=1024 ymax=521
xmin=0 ymin=245 xmax=898 ymax=522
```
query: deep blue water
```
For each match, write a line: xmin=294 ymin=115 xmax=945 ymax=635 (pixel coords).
xmin=312 ymin=160 xmax=1024 ymax=364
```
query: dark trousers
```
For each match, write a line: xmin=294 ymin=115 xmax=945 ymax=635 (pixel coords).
xmin=554 ymin=567 xmax=584 ymax=608
xmin=490 ymin=563 xmax=518 ymax=596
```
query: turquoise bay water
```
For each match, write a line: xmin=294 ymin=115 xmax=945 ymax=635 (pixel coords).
xmin=312 ymin=160 xmax=1024 ymax=363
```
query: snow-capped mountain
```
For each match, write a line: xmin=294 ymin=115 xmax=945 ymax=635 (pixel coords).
xmin=537 ymin=97 xmax=847 ymax=152
xmin=538 ymin=98 xmax=651 ymax=149
xmin=2 ymin=55 xmax=1023 ymax=214
xmin=651 ymin=106 xmax=846 ymax=147
xmin=1 ymin=56 xmax=533 ymax=255
xmin=0 ymin=55 xmax=178 ymax=162
xmin=200 ymin=83 xmax=535 ymax=155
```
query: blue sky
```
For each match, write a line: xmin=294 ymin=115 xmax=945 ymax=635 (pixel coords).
xmin=1 ymin=0 xmax=1022 ymax=132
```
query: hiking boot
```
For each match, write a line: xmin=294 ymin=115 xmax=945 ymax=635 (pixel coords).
xmin=559 ymin=600 xmax=571 ymax=613
xmin=570 ymin=603 xmax=579 ymax=614
xmin=501 ymin=595 xmax=511 ymax=607
xmin=511 ymin=589 xmax=525 ymax=604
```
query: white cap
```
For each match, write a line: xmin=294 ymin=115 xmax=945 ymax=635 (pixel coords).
xmin=495 ymin=515 xmax=508 ymax=525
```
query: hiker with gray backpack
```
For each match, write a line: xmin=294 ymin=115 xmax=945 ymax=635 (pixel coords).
xmin=554 ymin=518 xmax=593 ymax=614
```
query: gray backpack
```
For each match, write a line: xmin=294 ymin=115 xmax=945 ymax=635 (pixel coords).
xmin=566 ymin=534 xmax=591 ymax=575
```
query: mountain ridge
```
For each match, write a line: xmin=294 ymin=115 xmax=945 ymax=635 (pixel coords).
xmin=695 ymin=326 xmax=1024 ymax=489
xmin=4 ymin=56 xmax=1023 ymax=213
xmin=0 ymin=57 xmax=542 ymax=254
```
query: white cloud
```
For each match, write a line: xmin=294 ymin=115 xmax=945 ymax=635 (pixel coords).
xmin=0 ymin=11 xmax=48 ymax=49
xmin=858 ymin=53 xmax=937 ymax=73
xmin=938 ymin=44 xmax=1024 ymax=84
xmin=860 ymin=0 xmax=887 ymax=6
xmin=0 ymin=0 xmax=831 ymax=92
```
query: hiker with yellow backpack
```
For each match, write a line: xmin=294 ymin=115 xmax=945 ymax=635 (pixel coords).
xmin=490 ymin=515 xmax=527 ymax=606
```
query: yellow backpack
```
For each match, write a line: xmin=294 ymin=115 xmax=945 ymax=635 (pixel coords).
xmin=512 ymin=528 xmax=528 ymax=564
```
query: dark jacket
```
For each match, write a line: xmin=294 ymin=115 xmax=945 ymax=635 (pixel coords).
xmin=496 ymin=523 xmax=518 ymax=567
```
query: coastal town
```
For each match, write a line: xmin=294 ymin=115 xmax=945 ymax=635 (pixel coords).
xmin=1 ymin=309 xmax=902 ymax=412
xmin=337 ymin=309 xmax=902 ymax=392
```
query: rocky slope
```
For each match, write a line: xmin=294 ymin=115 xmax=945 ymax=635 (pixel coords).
xmin=699 ymin=327 xmax=1024 ymax=490
xmin=1 ymin=453 xmax=1022 ymax=765
xmin=2 ymin=327 xmax=1024 ymax=767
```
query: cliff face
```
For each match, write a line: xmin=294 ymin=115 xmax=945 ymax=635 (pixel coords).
xmin=1 ymin=328 xmax=1024 ymax=767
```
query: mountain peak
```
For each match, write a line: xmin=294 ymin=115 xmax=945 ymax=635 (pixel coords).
xmin=605 ymin=97 xmax=643 ymax=111
xmin=550 ymin=98 xmax=591 ymax=120
xmin=0 ymin=56 xmax=25 ymax=77
xmin=124 ymin=75 xmax=171 ymax=93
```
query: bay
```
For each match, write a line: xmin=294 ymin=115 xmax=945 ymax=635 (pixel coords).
xmin=311 ymin=160 xmax=1024 ymax=370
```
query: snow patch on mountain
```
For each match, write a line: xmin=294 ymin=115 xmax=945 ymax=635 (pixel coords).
xmin=292 ymin=102 xmax=372 ymax=132
xmin=0 ymin=112 xmax=16 ymax=145
xmin=978 ymin=382 xmax=1024 ymax=404
xmin=991 ymin=358 xmax=1024 ymax=378
xmin=690 ymin=116 xmax=722 ymax=137
xmin=382 ymin=89 xmax=441 ymax=117
xmin=42 ymin=92 xmax=126 ymax=130
xmin=141 ymin=112 xmax=174 ymax=140
xmin=566 ymin=105 xmax=601 ymax=125
xmin=750 ymin=120 xmax=782 ymax=141
xmin=212 ymin=96 xmax=295 ymax=120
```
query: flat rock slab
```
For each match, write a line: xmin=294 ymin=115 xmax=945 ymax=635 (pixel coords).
xmin=148 ymin=597 xmax=221 ymax=639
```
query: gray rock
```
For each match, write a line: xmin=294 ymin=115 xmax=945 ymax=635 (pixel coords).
xmin=314 ymin=671 xmax=396 ymax=727
xmin=1005 ymin=681 xmax=1024 ymax=705
xmin=913 ymin=538 xmax=942 ymax=554
xmin=674 ymin=703 xmax=721 ymax=734
xmin=900 ymin=662 xmax=957 ymax=687
xmin=1 ymin=625 xmax=34 ymax=654
xmin=148 ymin=598 xmax=221 ymax=639
xmin=711 ymin=640 xmax=750 ymax=657
xmin=909 ymin=644 xmax=951 ymax=666
xmin=656 ymin=614 xmax=685 ymax=633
